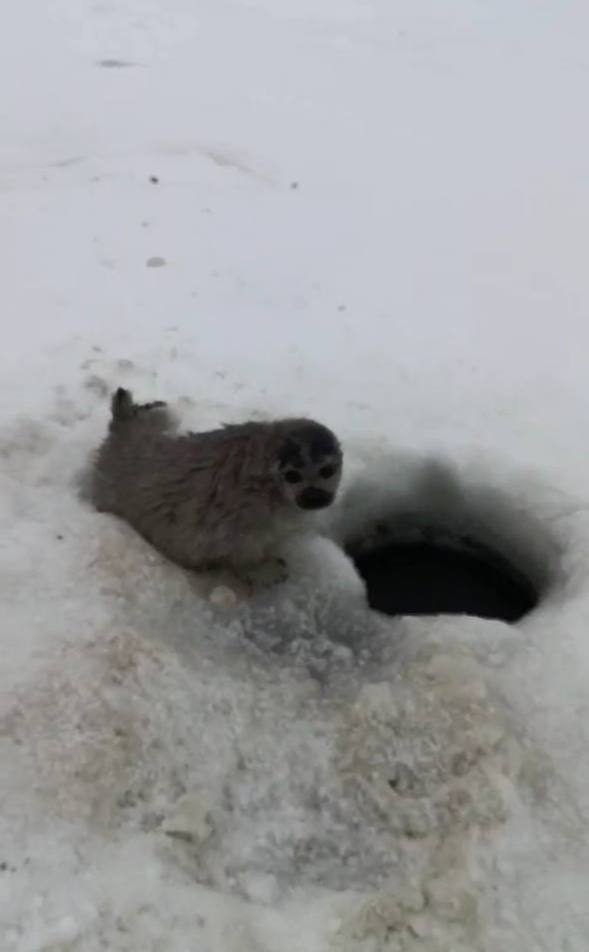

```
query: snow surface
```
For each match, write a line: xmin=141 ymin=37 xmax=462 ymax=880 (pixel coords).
xmin=3 ymin=0 xmax=589 ymax=949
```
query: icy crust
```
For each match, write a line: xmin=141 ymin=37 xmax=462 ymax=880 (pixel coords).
xmin=2 ymin=380 xmax=589 ymax=951
xmin=1 ymin=407 xmax=583 ymax=952
xmin=1 ymin=594 xmax=548 ymax=952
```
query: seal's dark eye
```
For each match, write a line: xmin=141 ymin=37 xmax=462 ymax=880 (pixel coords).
xmin=283 ymin=470 xmax=303 ymax=484
xmin=319 ymin=464 xmax=336 ymax=479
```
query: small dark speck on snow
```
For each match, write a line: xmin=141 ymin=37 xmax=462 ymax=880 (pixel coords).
xmin=98 ymin=59 xmax=135 ymax=68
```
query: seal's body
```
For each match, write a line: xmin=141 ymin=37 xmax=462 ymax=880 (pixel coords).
xmin=88 ymin=388 xmax=342 ymax=573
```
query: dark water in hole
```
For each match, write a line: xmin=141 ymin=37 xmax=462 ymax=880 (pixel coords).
xmin=350 ymin=541 xmax=538 ymax=622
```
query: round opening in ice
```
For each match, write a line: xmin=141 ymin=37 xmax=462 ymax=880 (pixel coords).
xmin=333 ymin=459 xmax=557 ymax=624
xmin=348 ymin=532 xmax=538 ymax=622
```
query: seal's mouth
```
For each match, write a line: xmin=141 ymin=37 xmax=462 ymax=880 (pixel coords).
xmin=297 ymin=487 xmax=334 ymax=510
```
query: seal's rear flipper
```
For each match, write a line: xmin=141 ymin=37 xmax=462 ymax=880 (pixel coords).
xmin=109 ymin=387 xmax=173 ymax=435
xmin=110 ymin=387 xmax=135 ymax=423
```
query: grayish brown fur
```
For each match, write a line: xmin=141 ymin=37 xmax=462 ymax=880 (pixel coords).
xmin=87 ymin=388 xmax=342 ymax=574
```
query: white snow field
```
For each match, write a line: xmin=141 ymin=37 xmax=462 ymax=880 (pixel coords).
xmin=3 ymin=0 xmax=589 ymax=949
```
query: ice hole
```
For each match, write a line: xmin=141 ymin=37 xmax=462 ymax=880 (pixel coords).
xmin=335 ymin=460 xmax=556 ymax=624
xmin=349 ymin=533 xmax=538 ymax=621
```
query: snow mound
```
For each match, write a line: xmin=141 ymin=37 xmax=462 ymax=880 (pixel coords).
xmin=4 ymin=382 xmax=589 ymax=951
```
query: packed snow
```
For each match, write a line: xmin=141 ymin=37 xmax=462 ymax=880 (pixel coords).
xmin=3 ymin=0 xmax=589 ymax=949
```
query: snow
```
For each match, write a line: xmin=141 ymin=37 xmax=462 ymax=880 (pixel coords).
xmin=2 ymin=0 xmax=589 ymax=949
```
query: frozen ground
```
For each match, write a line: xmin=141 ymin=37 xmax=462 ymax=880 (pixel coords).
xmin=2 ymin=0 xmax=589 ymax=949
